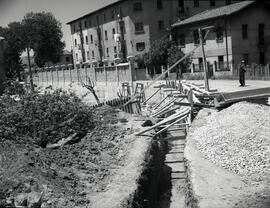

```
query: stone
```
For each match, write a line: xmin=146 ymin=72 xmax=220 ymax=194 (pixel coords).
xmin=14 ymin=193 xmax=28 ymax=207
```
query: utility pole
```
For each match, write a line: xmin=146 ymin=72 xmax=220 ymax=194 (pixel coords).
xmin=198 ymin=28 xmax=209 ymax=91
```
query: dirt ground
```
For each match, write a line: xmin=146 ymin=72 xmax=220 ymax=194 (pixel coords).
xmin=0 ymin=106 xmax=136 ymax=208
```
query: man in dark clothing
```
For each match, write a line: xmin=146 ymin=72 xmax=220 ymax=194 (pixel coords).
xmin=239 ymin=60 xmax=246 ymax=87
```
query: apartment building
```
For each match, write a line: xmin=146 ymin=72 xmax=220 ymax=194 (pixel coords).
xmin=172 ymin=1 xmax=270 ymax=75
xmin=67 ymin=0 xmax=241 ymax=66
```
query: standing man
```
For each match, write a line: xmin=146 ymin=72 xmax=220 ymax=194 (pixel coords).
xmin=239 ymin=60 xmax=246 ymax=87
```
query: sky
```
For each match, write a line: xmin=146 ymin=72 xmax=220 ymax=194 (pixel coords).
xmin=0 ymin=0 xmax=112 ymax=51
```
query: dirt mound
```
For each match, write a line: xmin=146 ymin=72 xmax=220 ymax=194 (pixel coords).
xmin=192 ymin=102 xmax=270 ymax=182
xmin=0 ymin=106 xmax=134 ymax=208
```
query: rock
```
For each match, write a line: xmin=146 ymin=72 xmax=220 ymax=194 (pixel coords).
xmin=46 ymin=133 xmax=78 ymax=149
xmin=14 ymin=193 xmax=28 ymax=207
xmin=141 ymin=120 xmax=153 ymax=127
xmin=27 ymin=191 xmax=43 ymax=208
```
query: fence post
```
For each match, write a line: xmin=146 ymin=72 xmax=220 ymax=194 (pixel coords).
xmin=50 ymin=66 xmax=54 ymax=85
xmin=45 ymin=67 xmax=48 ymax=85
xmin=76 ymin=64 xmax=80 ymax=83
xmin=116 ymin=64 xmax=119 ymax=86
xmin=55 ymin=65 xmax=59 ymax=85
xmin=61 ymin=64 xmax=66 ymax=85
xmin=104 ymin=65 xmax=107 ymax=86
xmin=68 ymin=64 xmax=73 ymax=83
xmin=41 ymin=67 xmax=44 ymax=84
xmin=94 ymin=66 xmax=97 ymax=82
xmin=36 ymin=68 xmax=39 ymax=86
xmin=85 ymin=62 xmax=88 ymax=82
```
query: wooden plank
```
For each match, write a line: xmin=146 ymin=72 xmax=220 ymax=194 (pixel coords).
xmin=153 ymin=94 xmax=169 ymax=110
xmin=155 ymin=106 xmax=179 ymax=118
xmin=155 ymin=115 xmax=188 ymax=135
xmin=174 ymin=101 xmax=215 ymax=108
xmin=135 ymin=109 xmax=190 ymax=136
xmin=143 ymin=87 xmax=161 ymax=104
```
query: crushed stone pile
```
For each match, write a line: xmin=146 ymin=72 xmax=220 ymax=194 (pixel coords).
xmin=192 ymin=102 xmax=270 ymax=181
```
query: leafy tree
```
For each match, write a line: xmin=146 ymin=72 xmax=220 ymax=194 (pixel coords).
xmin=142 ymin=36 xmax=190 ymax=78
xmin=0 ymin=22 xmax=25 ymax=80
xmin=168 ymin=44 xmax=191 ymax=79
xmin=21 ymin=12 xmax=65 ymax=67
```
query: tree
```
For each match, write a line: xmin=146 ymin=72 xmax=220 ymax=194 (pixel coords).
xmin=168 ymin=44 xmax=191 ymax=79
xmin=21 ymin=12 xmax=65 ymax=67
xmin=0 ymin=22 xmax=25 ymax=80
xmin=142 ymin=36 xmax=190 ymax=78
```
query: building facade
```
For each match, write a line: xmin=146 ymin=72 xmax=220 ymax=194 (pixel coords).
xmin=172 ymin=1 xmax=270 ymax=75
xmin=67 ymin=0 xmax=241 ymax=66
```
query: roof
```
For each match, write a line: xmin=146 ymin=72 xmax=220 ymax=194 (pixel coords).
xmin=67 ymin=0 xmax=125 ymax=24
xmin=172 ymin=1 xmax=255 ymax=27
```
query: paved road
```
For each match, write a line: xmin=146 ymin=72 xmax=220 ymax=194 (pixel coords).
xmin=183 ymin=79 xmax=270 ymax=93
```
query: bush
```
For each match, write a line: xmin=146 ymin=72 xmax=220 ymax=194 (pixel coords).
xmin=0 ymin=88 xmax=95 ymax=147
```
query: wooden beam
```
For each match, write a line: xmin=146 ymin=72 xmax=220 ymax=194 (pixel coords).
xmin=135 ymin=109 xmax=190 ymax=136
xmin=155 ymin=115 xmax=188 ymax=136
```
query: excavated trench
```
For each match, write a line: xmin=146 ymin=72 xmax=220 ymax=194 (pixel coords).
xmin=131 ymin=131 xmax=186 ymax=208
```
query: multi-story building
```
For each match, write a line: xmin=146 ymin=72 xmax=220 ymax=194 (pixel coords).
xmin=67 ymin=0 xmax=241 ymax=66
xmin=172 ymin=1 xmax=270 ymax=75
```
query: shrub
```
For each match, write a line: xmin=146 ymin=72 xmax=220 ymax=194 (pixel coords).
xmin=0 ymin=88 xmax=95 ymax=147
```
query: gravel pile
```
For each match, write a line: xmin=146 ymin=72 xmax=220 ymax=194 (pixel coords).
xmin=192 ymin=102 xmax=270 ymax=181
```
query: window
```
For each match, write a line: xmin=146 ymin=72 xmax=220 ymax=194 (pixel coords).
xmin=104 ymin=13 xmax=106 ymax=22
xmin=112 ymin=28 xmax=116 ymax=39
xmin=66 ymin=57 xmax=70 ymax=62
xmin=87 ymin=51 xmax=90 ymax=60
xmin=178 ymin=34 xmax=185 ymax=47
xmin=92 ymin=51 xmax=95 ymax=59
xmin=193 ymin=29 xmax=200 ymax=45
xmin=260 ymin=52 xmax=265 ymax=65
xmin=198 ymin=57 xmax=203 ymax=71
xmin=243 ymin=53 xmax=249 ymax=64
xmin=135 ymin=22 xmax=144 ymax=33
xmin=74 ymin=39 xmax=77 ymax=46
xmin=106 ymin=48 xmax=109 ymax=57
xmin=89 ymin=19 xmax=92 ymax=27
xmin=133 ymin=2 xmax=142 ymax=11
xmin=157 ymin=0 xmax=163 ymax=9
xmin=114 ymin=46 xmax=117 ymax=54
xmin=76 ymin=53 xmax=78 ymax=61
xmin=136 ymin=42 xmax=145 ymax=51
xmin=90 ymin=35 xmax=93 ymax=43
xmin=193 ymin=0 xmax=199 ymax=7
xmin=158 ymin=20 xmax=164 ymax=30
xmin=84 ymin=20 xmax=87 ymax=28
xmin=178 ymin=0 xmax=184 ymax=8
xmin=111 ymin=10 xmax=114 ymax=19
xmin=105 ymin=30 xmax=108 ymax=40
xmin=210 ymin=0 xmax=215 ymax=7
xmin=258 ymin=23 xmax=265 ymax=45
xmin=216 ymin=26 xmax=223 ymax=42
xmin=85 ymin=36 xmax=88 ymax=44
xmin=218 ymin=56 xmax=224 ymax=70
xmin=226 ymin=0 xmax=231 ymax=5
xmin=242 ymin=24 xmax=248 ymax=40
